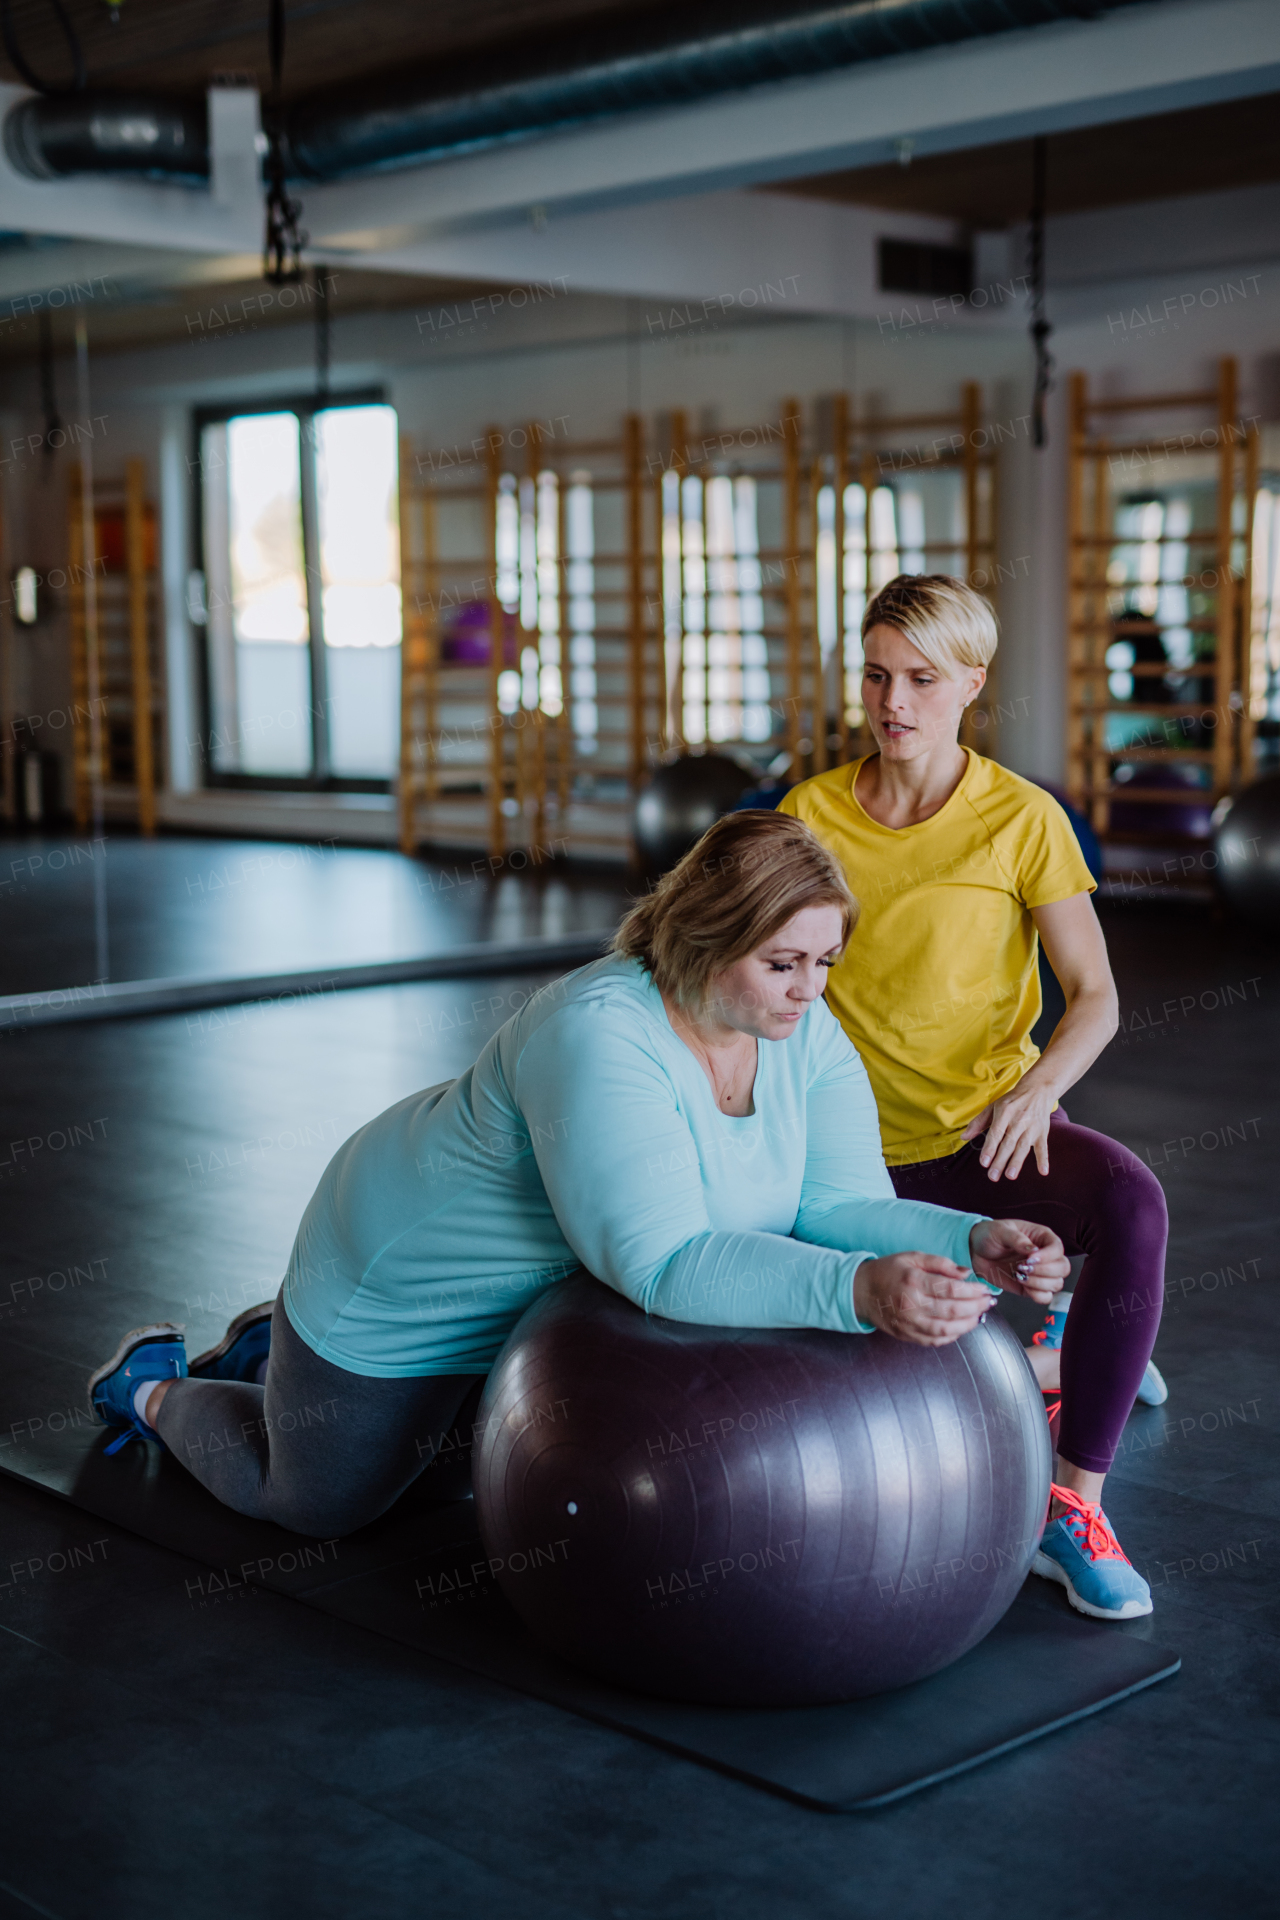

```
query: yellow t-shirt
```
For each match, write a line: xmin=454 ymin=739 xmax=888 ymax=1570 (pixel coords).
xmin=779 ymin=750 xmax=1096 ymax=1166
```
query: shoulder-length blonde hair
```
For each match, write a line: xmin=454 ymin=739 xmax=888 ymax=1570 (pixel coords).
xmin=614 ymin=809 xmax=857 ymax=1008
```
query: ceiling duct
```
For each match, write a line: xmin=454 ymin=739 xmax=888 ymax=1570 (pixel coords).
xmin=3 ymin=0 xmax=1151 ymax=185
xmin=283 ymin=0 xmax=1150 ymax=181
xmin=4 ymin=90 xmax=206 ymax=182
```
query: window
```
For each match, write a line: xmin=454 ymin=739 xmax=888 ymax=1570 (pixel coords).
xmin=565 ymin=475 xmax=596 ymax=748
xmin=661 ymin=469 xmax=770 ymax=746
xmin=198 ymin=397 xmax=400 ymax=784
xmin=494 ymin=466 xmax=579 ymax=737
xmin=816 ymin=471 xmax=969 ymax=731
xmin=1104 ymin=491 xmax=1204 ymax=749
xmin=1250 ymin=483 xmax=1280 ymax=770
xmin=814 ymin=480 xmax=911 ymax=729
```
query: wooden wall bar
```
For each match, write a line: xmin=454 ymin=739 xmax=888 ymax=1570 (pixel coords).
xmin=397 ymin=389 xmax=1001 ymax=862
xmin=1065 ymin=356 xmax=1258 ymax=840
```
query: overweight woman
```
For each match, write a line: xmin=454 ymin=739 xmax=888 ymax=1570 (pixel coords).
xmin=90 ymin=810 xmax=1065 ymax=1538
xmin=782 ymin=572 xmax=1167 ymax=1622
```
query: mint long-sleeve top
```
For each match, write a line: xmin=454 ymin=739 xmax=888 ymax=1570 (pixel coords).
xmin=282 ymin=955 xmax=988 ymax=1376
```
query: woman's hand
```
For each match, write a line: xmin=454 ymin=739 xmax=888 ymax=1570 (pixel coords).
xmin=853 ymin=1253 xmax=996 ymax=1347
xmin=962 ymin=893 xmax=1119 ymax=1184
xmin=963 ymin=1074 xmax=1056 ymax=1181
xmin=968 ymin=1218 xmax=1069 ymax=1305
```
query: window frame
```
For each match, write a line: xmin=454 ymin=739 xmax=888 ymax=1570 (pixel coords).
xmin=192 ymin=386 xmax=394 ymax=793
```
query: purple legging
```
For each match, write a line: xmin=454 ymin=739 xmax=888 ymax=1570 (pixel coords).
xmin=889 ymin=1109 xmax=1167 ymax=1474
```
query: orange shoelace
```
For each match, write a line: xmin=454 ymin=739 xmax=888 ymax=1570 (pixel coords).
xmin=1032 ymin=1310 xmax=1068 ymax=1349
xmin=1048 ymin=1482 xmax=1131 ymax=1564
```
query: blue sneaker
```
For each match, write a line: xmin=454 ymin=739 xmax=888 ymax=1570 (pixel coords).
xmin=189 ymin=1301 xmax=274 ymax=1383
xmin=89 ymin=1324 xmax=187 ymax=1455
xmin=1033 ymin=1486 xmax=1153 ymax=1620
xmin=1033 ymin=1296 xmax=1167 ymax=1408
xmin=1031 ymin=1298 xmax=1071 ymax=1352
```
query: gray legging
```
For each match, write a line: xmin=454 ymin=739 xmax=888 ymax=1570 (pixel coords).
xmin=155 ymin=1295 xmax=485 ymax=1536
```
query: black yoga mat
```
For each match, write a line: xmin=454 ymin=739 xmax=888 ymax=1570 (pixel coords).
xmin=0 ymin=1420 xmax=1179 ymax=1811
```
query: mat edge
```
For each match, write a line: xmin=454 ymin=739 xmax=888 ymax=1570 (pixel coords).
xmin=839 ymin=1657 xmax=1183 ymax=1811
xmin=0 ymin=1451 xmax=1184 ymax=1815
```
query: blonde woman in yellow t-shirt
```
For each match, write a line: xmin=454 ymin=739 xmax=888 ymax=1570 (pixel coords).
xmin=781 ymin=573 xmax=1168 ymax=1622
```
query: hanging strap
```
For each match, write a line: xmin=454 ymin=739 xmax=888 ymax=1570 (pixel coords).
xmin=0 ymin=0 xmax=86 ymax=95
xmin=263 ymin=0 xmax=307 ymax=284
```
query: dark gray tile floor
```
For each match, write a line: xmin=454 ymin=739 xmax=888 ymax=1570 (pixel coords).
xmin=0 ymin=898 xmax=1276 ymax=1918
xmin=0 ymin=831 xmax=633 ymax=995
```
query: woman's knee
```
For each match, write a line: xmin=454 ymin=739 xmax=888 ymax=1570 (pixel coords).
xmin=1101 ymin=1153 xmax=1168 ymax=1242
xmin=255 ymin=1447 xmax=394 ymax=1537
xmin=260 ymin=1486 xmax=389 ymax=1539
xmin=1065 ymin=1128 xmax=1168 ymax=1241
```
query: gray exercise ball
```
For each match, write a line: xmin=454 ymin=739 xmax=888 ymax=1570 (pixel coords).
xmin=1213 ymin=773 xmax=1280 ymax=926
xmin=475 ymin=1276 xmax=1051 ymax=1707
xmin=634 ymin=754 xmax=757 ymax=873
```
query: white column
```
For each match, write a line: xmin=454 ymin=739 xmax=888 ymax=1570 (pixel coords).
xmin=996 ymin=379 xmax=1069 ymax=783
xmin=159 ymin=407 xmax=198 ymax=791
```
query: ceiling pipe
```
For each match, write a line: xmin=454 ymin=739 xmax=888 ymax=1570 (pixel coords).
xmin=4 ymin=90 xmax=206 ymax=181
xmin=282 ymin=0 xmax=1150 ymax=181
xmin=3 ymin=0 xmax=1151 ymax=186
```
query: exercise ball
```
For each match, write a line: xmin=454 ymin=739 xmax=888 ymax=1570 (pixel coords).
xmin=1109 ymin=762 xmax=1213 ymax=839
xmin=1033 ymin=782 xmax=1104 ymax=884
xmin=440 ymin=598 xmax=518 ymax=665
xmin=474 ymin=1275 xmax=1050 ymax=1708
xmin=1214 ymin=772 xmax=1280 ymax=927
xmin=732 ymin=777 xmax=793 ymax=813
xmin=633 ymin=754 xmax=757 ymax=873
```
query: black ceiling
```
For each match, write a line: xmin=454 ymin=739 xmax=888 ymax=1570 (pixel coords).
xmin=779 ymin=93 xmax=1280 ymax=226
xmin=2 ymin=2 xmax=1270 ymax=214
xmin=0 ymin=0 xmax=652 ymax=100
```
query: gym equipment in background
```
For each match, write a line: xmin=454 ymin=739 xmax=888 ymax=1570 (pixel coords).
xmin=731 ymin=776 xmax=793 ymax=813
xmin=1065 ymin=359 xmax=1259 ymax=844
xmin=396 ymin=389 xmax=1000 ymax=867
xmin=1214 ymin=771 xmax=1280 ymax=926
xmin=633 ymin=753 xmax=757 ymax=873
xmin=439 ymin=599 xmax=519 ymax=665
xmin=67 ymin=457 xmax=163 ymax=835
xmin=474 ymin=1274 xmax=1051 ymax=1708
xmin=1107 ymin=762 xmax=1215 ymax=842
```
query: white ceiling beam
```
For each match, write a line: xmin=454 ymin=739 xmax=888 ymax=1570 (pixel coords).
xmin=354 ymin=189 xmax=1014 ymax=325
xmin=305 ymin=0 xmax=1280 ymax=247
xmin=0 ymin=0 xmax=1273 ymax=289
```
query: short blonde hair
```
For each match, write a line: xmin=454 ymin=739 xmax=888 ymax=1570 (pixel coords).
xmin=614 ymin=810 xmax=857 ymax=1009
xmin=863 ymin=573 xmax=999 ymax=674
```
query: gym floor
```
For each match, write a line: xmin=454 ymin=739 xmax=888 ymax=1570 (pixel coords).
xmin=0 ymin=835 xmax=630 ymax=995
xmin=0 ymin=837 xmax=1275 ymax=1919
